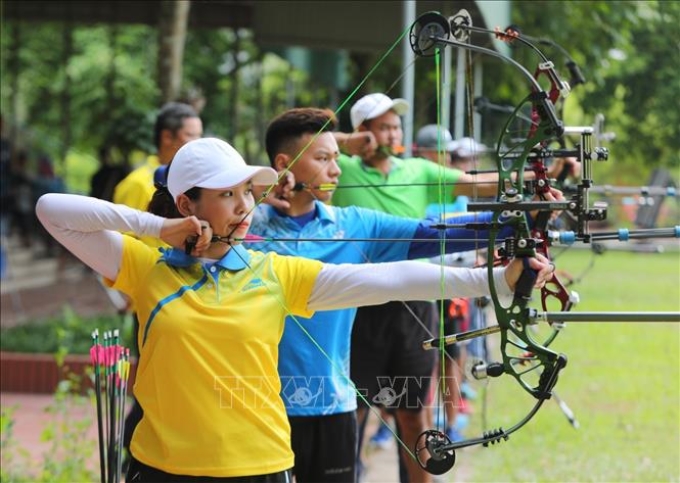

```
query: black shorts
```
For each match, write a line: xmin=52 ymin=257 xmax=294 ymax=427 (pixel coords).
xmin=289 ymin=411 xmax=357 ymax=483
xmin=350 ymin=301 xmax=437 ymax=411
xmin=126 ymin=457 xmax=292 ymax=482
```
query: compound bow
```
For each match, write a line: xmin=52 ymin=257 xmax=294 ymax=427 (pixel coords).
xmin=407 ymin=10 xmax=680 ymax=474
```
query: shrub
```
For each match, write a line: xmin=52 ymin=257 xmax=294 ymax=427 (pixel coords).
xmin=0 ymin=306 xmax=134 ymax=355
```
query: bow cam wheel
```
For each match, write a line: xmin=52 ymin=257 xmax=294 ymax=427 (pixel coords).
xmin=414 ymin=429 xmax=456 ymax=475
xmin=409 ymin=12 xmax=450 ymax=57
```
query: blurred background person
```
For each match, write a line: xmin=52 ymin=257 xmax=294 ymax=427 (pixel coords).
xmin=90 ymin=145 xmax=130 ymax=202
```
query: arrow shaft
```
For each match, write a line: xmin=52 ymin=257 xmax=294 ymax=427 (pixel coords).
xmin=227 ymin=237 xmax=499 ymax=243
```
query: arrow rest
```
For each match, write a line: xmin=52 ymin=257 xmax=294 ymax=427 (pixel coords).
xmin=465 ymin=357 xmax=488 ymax=381
xmin=470 ymin=360 xmax=505 ymax=380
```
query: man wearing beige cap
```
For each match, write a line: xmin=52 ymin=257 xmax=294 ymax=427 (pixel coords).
xmin=334 ymin=95 xmax=468 ymax=483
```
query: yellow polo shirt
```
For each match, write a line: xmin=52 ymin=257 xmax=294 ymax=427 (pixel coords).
xmin=111 ymin=236 xmax=323 ymax=477
xmin=113 ymin=155 xmax=159 ymax=212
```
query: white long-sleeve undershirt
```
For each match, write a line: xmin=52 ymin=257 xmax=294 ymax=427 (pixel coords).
xmin=308 ymin=262 xmax=507 ymax=311
xmin=35 ymin=193 xmax=512 ymax=312
xmin=36 ymin=194 xmax=164 ymax=280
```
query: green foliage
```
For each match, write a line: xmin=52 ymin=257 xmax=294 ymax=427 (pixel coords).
xmin=37 ymin=382 xmax=97 ymax=482
xmin=1 ymin=405 xmax=32 ymax=483
xmin=1 ymin=363 xmax=98 ymax=482
xmin=0 ymin=22 xmax=156 ymax=176
xmin=465 ymin=248 xmax=679 ymax=482
xmin=1 ymin=3 xmax=678 ymax=193
xmin=0 ymin=306 xmax=133 ymax=355
xmin=509 ymin=1 xmax=680 ymax=179
xmin=61 ymin=148 xmax=100 ymax=195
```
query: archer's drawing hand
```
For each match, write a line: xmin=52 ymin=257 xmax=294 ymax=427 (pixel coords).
xmin=339 ymin=131 xmax=378 ymax=158
xmin=160 ymin=217 xmax=212 ymax=255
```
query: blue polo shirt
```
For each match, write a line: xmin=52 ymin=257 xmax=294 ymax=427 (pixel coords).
xmin=249 ymin=202 xmax=416 ymax=415
xmin=249 ymin=202 xmax=503 ymax=416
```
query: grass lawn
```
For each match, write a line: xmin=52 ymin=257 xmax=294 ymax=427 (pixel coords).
xmin=458 ymin=246 xmax=680 ymax=482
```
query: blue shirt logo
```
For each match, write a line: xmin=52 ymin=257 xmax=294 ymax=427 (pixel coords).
xmin=240 ymin=278 xmax=265 ymax=293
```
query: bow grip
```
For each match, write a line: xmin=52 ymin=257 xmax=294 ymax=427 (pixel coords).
xmin=531 ymin=91 xmax=564 ymax=137
xmin=513 ymin=257 xmax=537 ymax=304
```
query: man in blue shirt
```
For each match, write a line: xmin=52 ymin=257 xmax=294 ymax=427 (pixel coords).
xmin=248 ymin=107 xmax=511 ymax=483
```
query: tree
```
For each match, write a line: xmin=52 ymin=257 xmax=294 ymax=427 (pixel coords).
xmin=507 ymin=1 xmax=679 ymax=180
xmin=2 ymin=1 xmax=677 ymax=188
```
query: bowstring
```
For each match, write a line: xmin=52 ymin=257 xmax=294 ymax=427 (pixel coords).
xmin=239 ymin=21 xmax=537 ymax=458
xmin=430 ymin=42 xmax=487 ymax=437
xmin=235 ymin=17 xmax=536 ymax=461
xmin=430 ymin=46 xmax=448 ymax=436
xmin=462 ymin=41 xmax=492 ymax=435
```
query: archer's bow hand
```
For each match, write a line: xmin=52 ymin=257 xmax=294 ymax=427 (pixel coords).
xmin=504 ymin=253 xmax=555 ymax=292
xmin=546 ymin=156 xmax=581 ymax=181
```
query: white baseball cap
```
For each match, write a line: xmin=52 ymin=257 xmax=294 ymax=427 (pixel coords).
xmin=415 ymin=124 xmax=457 ymax=151
xmin=167 ymin=138 xmax=278 ymax=202
xmin=450 ymin=137 xmax=487 ymax=158
xmin=350 ymin=93 xmax=409 ymax=129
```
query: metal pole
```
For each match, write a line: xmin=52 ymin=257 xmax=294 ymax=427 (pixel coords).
xmin=402 ymin=0 xmax=416 ymax=157
xmin=453 ymin=47 xmax=466 ymax=139
xmin=441 ymin=44 xmax=452 ymax=132
xmin=473 ymin=60 xmax=483 ymax=141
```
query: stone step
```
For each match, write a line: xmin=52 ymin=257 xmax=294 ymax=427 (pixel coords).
xmin=1 ymin=232 xmax=83 ymax=294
